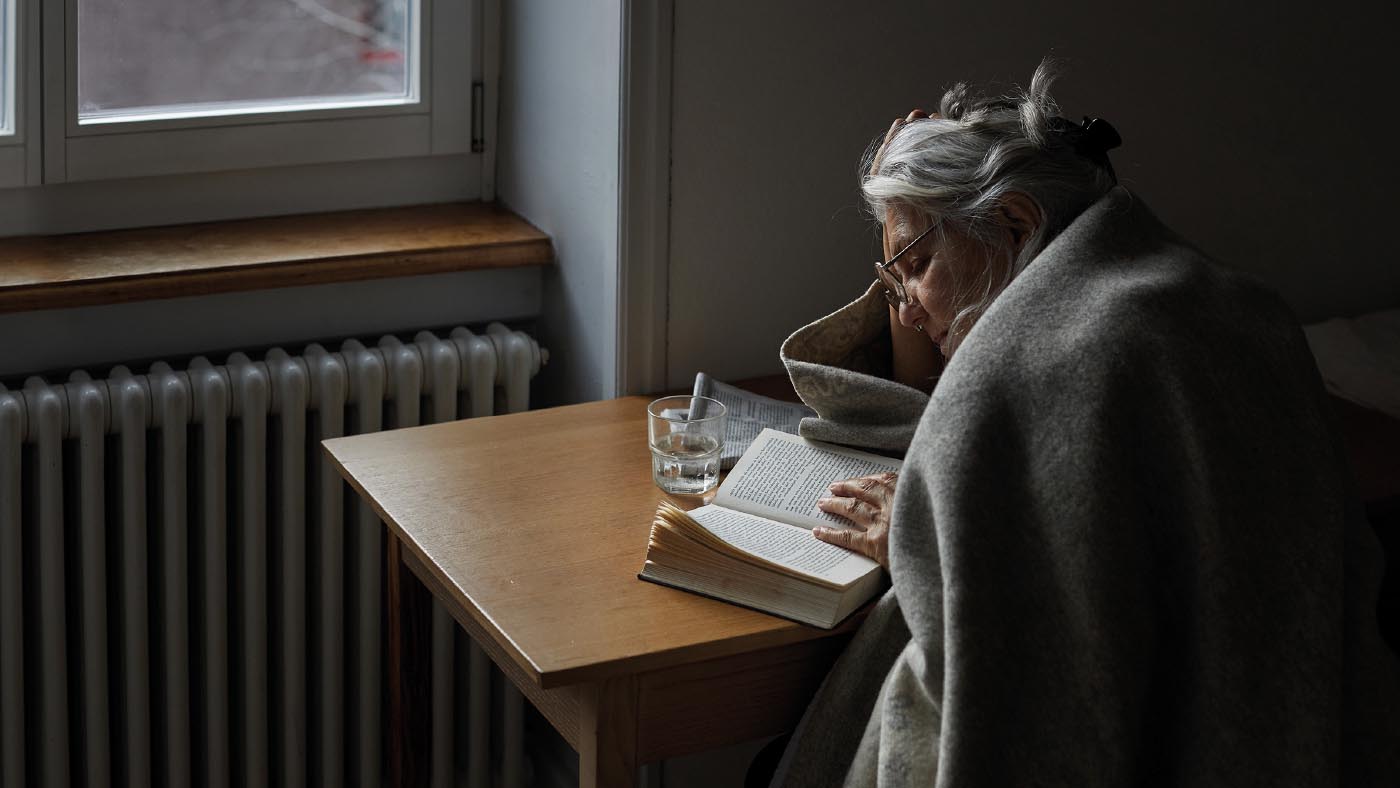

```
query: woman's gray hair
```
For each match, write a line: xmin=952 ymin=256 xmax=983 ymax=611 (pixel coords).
xmin=862 ymin=58 xmax=1118 ymax=351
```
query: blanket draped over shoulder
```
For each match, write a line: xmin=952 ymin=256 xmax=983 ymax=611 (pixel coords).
xmin=774 ymin=187 xmax=1400 ymax=787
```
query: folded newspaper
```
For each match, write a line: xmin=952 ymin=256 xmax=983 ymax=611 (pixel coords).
xmin=691 ymin=372 xmax=816 ymax=470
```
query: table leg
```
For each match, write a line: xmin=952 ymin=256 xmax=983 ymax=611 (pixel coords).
xmin=387 ymin=536 xmax=432 ymax=788
xmin=579 ymin=676 xmax=640 ymax=788
xmin=388 ymin=536 xmax=408 ymax=788
xmin=387 ymin=537 xmax=404 ymax=788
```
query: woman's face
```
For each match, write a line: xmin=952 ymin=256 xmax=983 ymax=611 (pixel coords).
xmin=882 ymin=204 xmax=989 ymax=358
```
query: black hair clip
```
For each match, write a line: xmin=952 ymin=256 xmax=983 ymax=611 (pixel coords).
xmin=1056 ymin=115 xmax=1121 ymax=183
xmin=1079 ymin=117 xmax=1122 ymax=153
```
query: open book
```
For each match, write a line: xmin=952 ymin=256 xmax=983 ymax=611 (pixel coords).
xmin=691 ymin=373 xmax=816 ymax=469
xmin=639 ymin=429 xmax=900 ymax=628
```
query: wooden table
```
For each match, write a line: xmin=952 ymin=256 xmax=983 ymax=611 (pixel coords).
xmin=324 ymin=397 xmax=862 ymax=788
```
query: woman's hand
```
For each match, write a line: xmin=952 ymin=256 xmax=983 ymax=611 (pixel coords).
xmin=871 ymin=109 xmax=932 ymax=186
xmin=813 ymin=472 xmax=898 ymax=569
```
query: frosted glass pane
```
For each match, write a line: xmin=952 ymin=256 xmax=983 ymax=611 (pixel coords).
xmin=76 ymin=0 xmax=415 ymax=122
xmin=1 ymin=0 xmax=12 ymax=135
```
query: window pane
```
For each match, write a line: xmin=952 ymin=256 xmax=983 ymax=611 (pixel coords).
xmin=1 ymin=0 xmax=13 ymax=135
xmin=76 ymin=0 xmax=416 ymax=123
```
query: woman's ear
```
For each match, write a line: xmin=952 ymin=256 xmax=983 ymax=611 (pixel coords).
xmin=999 ymin=192 xmax=1040 ymax=256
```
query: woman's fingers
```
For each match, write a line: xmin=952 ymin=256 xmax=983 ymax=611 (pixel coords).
xmin=828 ymin=472 xmax=897 ymax=504
xmin=882 ymin=117 xmax=907 ymax=148
xmin=872 ymin=111 xmax=930 ymax=177
xmin=818 ymin=473 xmax=897 ymax=528
xmin=814 ymin=525 xmax=869 ymax=556
xmin=871 ymin=118 xmax=903 ymax=177
xmin=816 ymin=472 xmax=897 ymax=568
xmin=816 ymin=495 xmax=876 ymax=529
xmin=886 ymin=109 xmax=928 ymax=145
xmin=814 ymin=524 xmax=888 ymax=569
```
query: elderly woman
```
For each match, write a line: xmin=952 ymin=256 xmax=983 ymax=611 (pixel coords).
xmin=764 ymin=61 xmax=1400 ymax=787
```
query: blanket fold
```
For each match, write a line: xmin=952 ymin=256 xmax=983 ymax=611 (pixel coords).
xmin=781 ymin=282 xmax=930 ymax=452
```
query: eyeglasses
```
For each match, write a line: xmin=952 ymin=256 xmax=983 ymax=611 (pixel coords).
xmin=874 ymin=219 xmax=940 ymax=308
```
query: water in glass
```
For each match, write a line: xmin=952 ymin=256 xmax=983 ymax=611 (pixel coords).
xmin=651 ymin=432 xmax=721 ymax=494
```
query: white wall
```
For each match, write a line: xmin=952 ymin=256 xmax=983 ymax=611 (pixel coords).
xmin=665 ymin=0 xmax=1399 ymax=388
xmin=496 ymin=0 xmax=623 ymax=406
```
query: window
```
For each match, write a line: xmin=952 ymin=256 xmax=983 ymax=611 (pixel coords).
xmin=1 ymin=0 xmax=13 ymax=136
xmin=76 ymin=0 xmax=418 ymax=124
xmin=1 ymin=0 xmax=488 ymax=233
xmin=55 ymin=0 xmax=470 ymax=183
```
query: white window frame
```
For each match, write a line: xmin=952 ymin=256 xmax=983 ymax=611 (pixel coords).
xmin=48 ymin=0 xmax=474 ymax=183
xmin=0 ymin=0 xmax=40 ymax=189
xmin=1 ymin=0 xmax=13 ymax=136
xmin=0 ymin=0 xmax=492 ymax=233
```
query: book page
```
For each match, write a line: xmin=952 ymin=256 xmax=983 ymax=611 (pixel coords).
xmin=715 ymin=429 xmax=902 ymax=530
xmin=693 ymin=373 xmax=816 ymax=469
xmin=687 ymin=505 xmax=878 ymax=586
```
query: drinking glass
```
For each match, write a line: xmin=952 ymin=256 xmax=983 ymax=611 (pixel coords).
xmin=647 ymin=395 xmax=726 ymax=495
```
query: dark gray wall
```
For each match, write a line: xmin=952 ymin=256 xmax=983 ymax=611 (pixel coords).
xmin=667 ymin=0 xmax=1397 ymax=387
xmin=0 ymin=269 xmax=541 ymax=380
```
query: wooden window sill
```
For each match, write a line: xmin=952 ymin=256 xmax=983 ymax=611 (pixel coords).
xmin=0 ymin=202 xmax=553 ymax=314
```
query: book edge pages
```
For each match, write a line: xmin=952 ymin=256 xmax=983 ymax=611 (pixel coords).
xmin=656 ymin=501 xmax=878 ymax=590
xmin=654 ymin=502 xmax=843 ymax=587
xmin=637 ymin=566 xmax=841 ymax=629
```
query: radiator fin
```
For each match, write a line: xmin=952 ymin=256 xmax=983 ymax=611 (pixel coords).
xmin=1 ymin=386 xmax=26 ymax=788
xmin=151 ymin=364 xmax=192 ymax=788
xmin=31 ymin=379 xmax=72 ymax=788
xmin=192 ymin=358 xmax=233 ymax=788
xmin=72 ymin=374 xmax=112 ymax=788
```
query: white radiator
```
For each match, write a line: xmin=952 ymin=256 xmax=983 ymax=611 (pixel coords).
xmin=0 ymin=324 xmax=547 ymax=788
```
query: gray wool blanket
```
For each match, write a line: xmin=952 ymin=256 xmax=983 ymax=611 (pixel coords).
xmin=773 ymin=187 xmax=1400 ymax=786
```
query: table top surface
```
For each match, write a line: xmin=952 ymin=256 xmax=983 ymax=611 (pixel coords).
xmin=324 ymin=395 xmax=862 ymax=690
